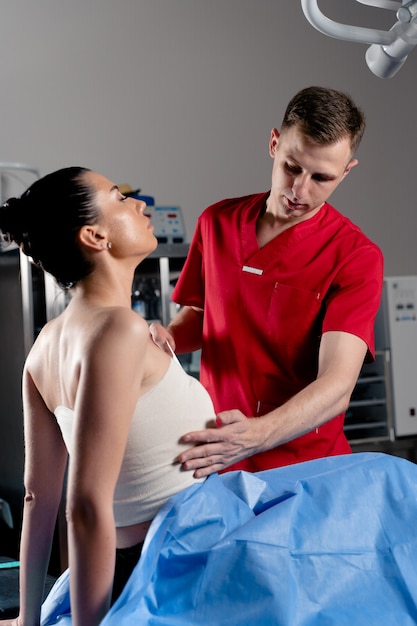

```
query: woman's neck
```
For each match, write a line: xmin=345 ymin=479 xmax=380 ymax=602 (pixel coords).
xmin=72 ymin=269 xmax=134 ymax=309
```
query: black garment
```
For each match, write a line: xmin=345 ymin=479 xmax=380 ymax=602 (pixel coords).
xmin=111 ymin=541 xmax=144 ymax=605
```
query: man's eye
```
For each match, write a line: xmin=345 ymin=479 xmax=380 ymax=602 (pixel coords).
xmin=285 ymin=163 xmax=299 ymax=174
xmin=312 ymin=175 xmax=331 ymax=183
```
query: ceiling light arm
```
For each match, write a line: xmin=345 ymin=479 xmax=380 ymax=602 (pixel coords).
xmin=356 ymin=0 xmax=403 ymax=10
xmin=300 ymin=0 xmax=397 ymax=45
xmin=300 ymin=0 xmax=417 ymax=77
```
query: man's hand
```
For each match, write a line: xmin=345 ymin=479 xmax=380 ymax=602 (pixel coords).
xmin=149 ymin=322 xmax=176 ymax=355
xmin=178 ymin=410 xmax=265 ymax=478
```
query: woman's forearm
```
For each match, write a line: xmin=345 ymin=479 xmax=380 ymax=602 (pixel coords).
xmin=18 ymin=496 xmax=59 ymax=626
xmin=67 ymin=514 xmax=116 ymax=626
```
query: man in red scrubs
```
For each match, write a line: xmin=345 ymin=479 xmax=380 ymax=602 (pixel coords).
xmin=151 ymin=86 xmax=384 ymax=475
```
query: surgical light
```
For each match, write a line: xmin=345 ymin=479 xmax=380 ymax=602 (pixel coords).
xmin=300 ymin=0 xmax=417 ymax=78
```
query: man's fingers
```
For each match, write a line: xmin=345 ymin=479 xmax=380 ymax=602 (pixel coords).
xmin=181 ymin=428 xmax=222 ymax=444
xmin=178 ymin=442 xmax=219 ymax=465
xmin=181 ymin=454 xmax=226 ymax=478
xmin=148 ymin=322 xmax=175 ymax=353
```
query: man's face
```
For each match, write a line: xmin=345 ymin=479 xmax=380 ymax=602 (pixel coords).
xmin=268 ymin=125 xmax=357 ymax=225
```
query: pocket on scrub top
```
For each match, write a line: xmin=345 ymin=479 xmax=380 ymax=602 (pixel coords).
xmin=266 ymin=282 xmax=322 ymax=348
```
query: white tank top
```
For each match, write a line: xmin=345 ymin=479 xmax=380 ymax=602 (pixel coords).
xmin=55 ymin=359 xmax=215 ymax=526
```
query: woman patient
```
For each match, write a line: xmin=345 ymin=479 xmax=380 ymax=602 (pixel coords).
xmin=0 ymin=167 xmax=215 ymax=626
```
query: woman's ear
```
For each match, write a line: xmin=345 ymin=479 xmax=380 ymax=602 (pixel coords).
xmin=77 ymin=225 xmax=108 ymax=251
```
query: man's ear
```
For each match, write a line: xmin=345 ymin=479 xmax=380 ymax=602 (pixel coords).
xmin=342 ymin=158 xmax=359 ymax=180
xmin=77 ymin=225 xmax=107 ymax=251
xmin=269 ymin=128 xmax=280 ymax=158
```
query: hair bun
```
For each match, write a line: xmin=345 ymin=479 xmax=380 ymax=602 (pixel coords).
xmin=0 ymin=196 xmax=29 ymax=248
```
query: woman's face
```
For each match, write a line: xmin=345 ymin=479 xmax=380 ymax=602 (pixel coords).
xmin=86 ymin=171 xmax=157 ymax=258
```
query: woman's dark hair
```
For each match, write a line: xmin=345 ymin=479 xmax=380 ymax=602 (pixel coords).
xmin=0 ymin=166 xmax=99 ymax=289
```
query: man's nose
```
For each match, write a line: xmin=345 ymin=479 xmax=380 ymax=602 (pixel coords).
xmin=292 ymin=175 xmax=309 ymax=199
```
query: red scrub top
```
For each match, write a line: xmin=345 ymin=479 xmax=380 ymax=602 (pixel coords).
xmin=173 ymin=192 xmax=384 ymax=471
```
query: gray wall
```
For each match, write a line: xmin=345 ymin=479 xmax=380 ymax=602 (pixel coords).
xmin=0 ymin=0 xmax=416 ymax=275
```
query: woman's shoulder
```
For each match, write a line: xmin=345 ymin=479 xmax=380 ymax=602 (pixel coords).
xmin=96 ymin=305 xmax=147 ymax=330
xmin=27 ymin=314 xmax=64 ymax=360
xmin=28 ymin=306 xmax=149 ymax=373
xmin=88 ymin=306 xmax=150 ymax=352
